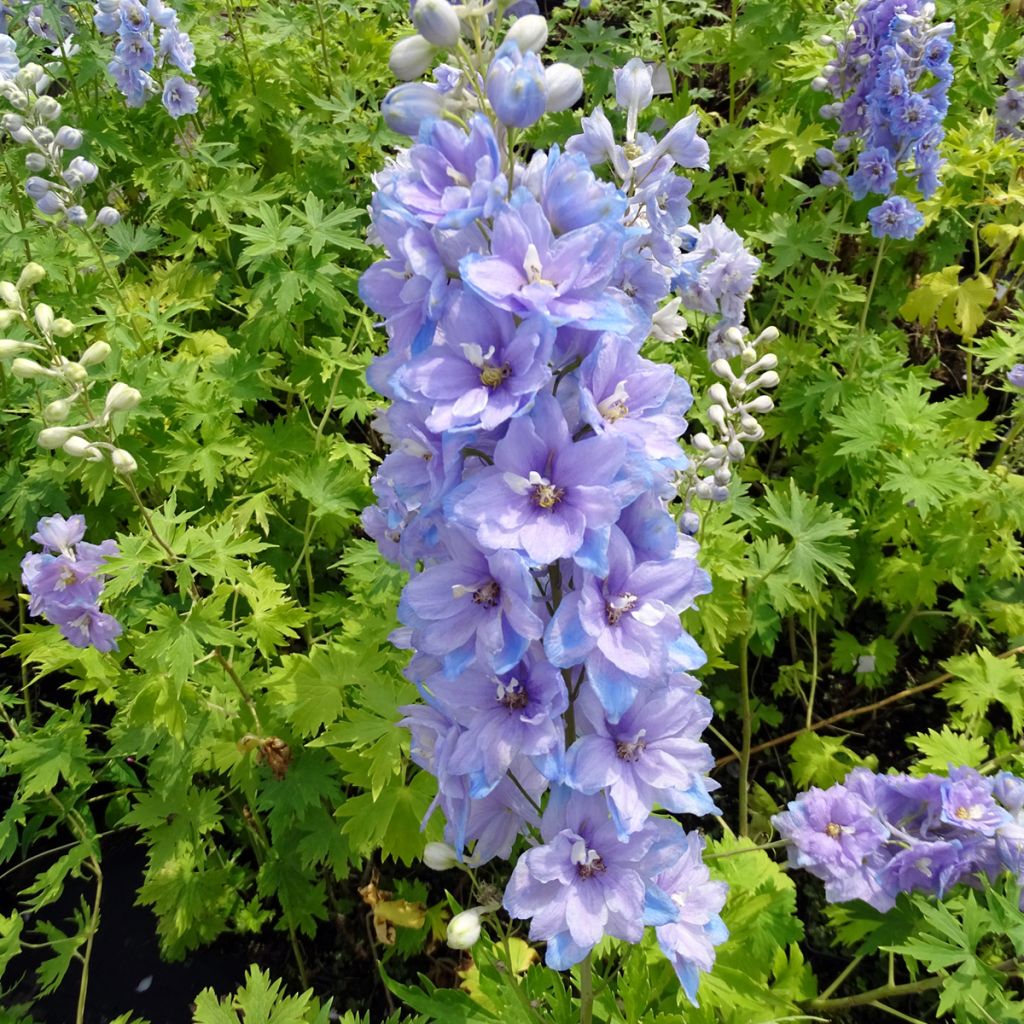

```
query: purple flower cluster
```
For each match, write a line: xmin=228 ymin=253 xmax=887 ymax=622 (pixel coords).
xmin=93 ymin=0 xmax=197 ymax=117
xmin=814 ymin=0 xmax=954 ymax=239
xmin=20 ymin=514 xmax=122 ymax=651
xmin=996 ymin=59 xmax=1024 ymax=141
xmin=362 ymin=12 xmax=738 ymax=999
xmin=774 ymin=767 xmax=1024 ymax=911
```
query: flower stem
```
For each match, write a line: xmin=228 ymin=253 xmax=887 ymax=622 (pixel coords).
xmin=991 ymin=410 xmax=1024 ymax=470
xmin=737 ymin=611 xmax=752 ymax=839
xmin=859 ymin=237 xmax=887 ymax=334
xmin=579 ymin=952 xmax=594 ymax=1024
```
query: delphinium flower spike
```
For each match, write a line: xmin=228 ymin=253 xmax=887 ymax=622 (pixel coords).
xmin=774 ymin=767 xmax=1024 ymax=910
xmin=358 ymin=0 xmax=779 ymax=1001
xmin=21 ymin=513 xmax=122 ymax=651
xmin=813 ymin=0 xmax=955 ymax=238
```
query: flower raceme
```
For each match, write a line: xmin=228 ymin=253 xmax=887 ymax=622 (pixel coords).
xmin=814 ymin=0 xmax=955 ymax=238
xmin=774 ymin=767 xmax=1024 ymax=910
xmin=359 ymin=1 xmax=772 ymax=999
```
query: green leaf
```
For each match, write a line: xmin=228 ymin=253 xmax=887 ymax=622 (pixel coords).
xmin=906 ymin=727 xmax=988 ymax=772
xmin=789 ymin=731 xmax=878 ymax=789
xmin=939 ymin=649 xmax=1024 ymax=734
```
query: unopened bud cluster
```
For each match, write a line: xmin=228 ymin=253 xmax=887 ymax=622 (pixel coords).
xmin=681 ymin=325 xmax=780 ymax=528
xmin=0 ymin=46 xmax=120 ymax=227
xmin=0 ymin=263 xmax=139 ymax=473
xmin=383 ymin=1 xmax=582 ymax=135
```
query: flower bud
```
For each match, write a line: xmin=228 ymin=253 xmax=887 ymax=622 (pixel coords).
xmin=1 ymin=113 xmax=24 ymax=133
xmin=811 ymin=76 xmax=829 ymax=92
xmin=744 ymin=395 xmax=774 ymax=414
xmin=381 ymin=82 xmax=446 ymax=136
xmin=681 ymin=511 xmax=700 ymax=535
xmin=51 ymin=318 xmax=75 ymax=337
xmin=34 ymin=96 xmax=61 ymax=122
xmin=389 ymin=35 xmax=436 ymax=82
xmin=94 ymin=206 xmax=121 ymax=227
xmin=9 ymin=122 xmax=32 ymax=143
xmin=34 ymin=303 xmax=54 ymax=334
xmin=79 ymin=341 xmax=111 ymax=367
xmin=727 ymin=439 xmax=745 ymax=461
xmin=412 ymin=0 xmax=461 ymax=49
xmin=17 ymin=262 xmax=46 ymax=290
xmin=707 ymin=404 xmax=727 ymax=431
xmin=544 ymin=63 xmax=583 ymax=113
xmin=63 ymin=434 xmax=104 ymax=461
xmin=748 ymin=370 xmax=780 ymax=390
xmin=64 ymin=156 xmax=98 ymax=186
xmin=423 ymin=841 xmax=460 ymax=871
xmin=446 ymin=907 xmax=485 ymax=950
xmin=0 ymin=338 xmax=27 ymax=357
xmin=33 ymin=125 xmax=54 ymax=146
xmin=25 ymin=176 xmax=51 ymax=201
xmin=24 ymin=152 xmax=46 ymax=172
xmin=506 ymin=14 xmax=548 ymax=53
xmin=713 ymin=465 xmax=732 ymax=486
xmin=61 ymin=360 xmax=89 ymax=383
xmin=54 ymin=125 xmax=82 ymax=149
xmin=815 ymin=147 xmax=835 ymax=167
xmin=35 ymin=191 xmax=65 ymax=216
xmin=12 ymin=357 xmax=52 ymax=379
xmin=65 ymin=205 xmax=87 ymax=227
xmin=710 ymin=358 xmax=734 ymax=380
xmin=755 ymin=325 xmax=779 ymax=345
xmin=110 ymin=448 xmax=138 ymax=474
xmin=43 ymin=398 xmax=72 ymax=423
xmin=691 ymin=432 xmax=714 ymax=452
xmin=487 ymin=43 xmax=547 ymax=129
xmin=0 ymin=310 xmax=20 ymax=328
xmin=707 ymin=382 xmax=730 ymax=407
xmin=0 ymin=281 xmax=22 ymax=307
xmin=37 ymin=425 xmax=79 ymax=448
xmin=614 ymin=57 xmax=654 ymax=115
xmin=103 ymin=382 xmax=142 ymax=416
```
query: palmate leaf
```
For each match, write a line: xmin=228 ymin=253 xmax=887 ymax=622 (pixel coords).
xmin=939 ymin=649 xmax=1024 ymax=734
xmin=757 ymin=479 xmax=854 ymax=599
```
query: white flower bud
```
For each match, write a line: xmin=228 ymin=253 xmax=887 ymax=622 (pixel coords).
xmin=694 ymin=478 xmax=715 ymax=500
xmin=755 ymin=325 xmax=779 ymax=345
xmin=110 ymin=448 xmax=138 ymax=474
xmin=707 ymin=382 xmax=730 ymax=408
xmin=744 ymin=395 xmax=774 ymax=414
xmin=60 ymin=360 xmax=88 ymax=383
xmin=0 ymin=338 xmax=27 ymax=358
xmin=0 ymin=281 xmax=22 ymax=307
xmin=51 ymin=318 xmax=75 ymax=337
xmin=0 ymin=310 xmax=21 ymax=329
xmin=729 ymin=378 xmax=747 ymax=399
xmin=707 ymin=404 xmax=727 ymax=431
xmin=103 ymin=382 xmax=142 ymax=416
xmin=43 ymin=398 xmax=72 ymax=423
xmin=811 ymin=76 xmax=829 ymax=92
xmin=423 ymin=841 xmax=460 ymax=871
xmin=79 ymin=340 xmax=111 ymax=367
xmin=389 ymin=35 xmax=436 ymax=81
xmin=691 ymin=432 xmax=714 ymax=452
xmin=34 ymin=303 xmax=54 ymax=334
xmin=8 ymin=122 xmax=32 ymax=142
xmin=722 ymin=325 xmax=745 ymax=350
xmin=446 ymin=907 xmax=485 ymax=950
xmin=17 ymin=262 xmax=46 ymax=290
xmin=33 ymin=96 xmax=61 ymax=122
xmin=12 ymin=357 xmax=53 ymax=379
xmin=710 ymin=358 xmax=734 ymax=380
xmin=94 ymin=206 xmax=121 ymax=227
xmin=544 ymin=63 xmax=583 ymax=113
xmin=818 ymin=34 xmax=835 ymax=46
xmin=507 ymin=14 xmax=548 ymax=53
xmin=739 ymin=414 xmax=759 ymax=432
xmin=727 ymin=439 xmax=745 ymax=461
xmin=748 ymin=370 xmax=780 ymax=390
xmin=37 ymin=425 xmax=79 ymax=448
xmin=412 ymin=0 xmax=461 ymax=49
xmin=32 ymin=125 xmax=54 ymax=146
xmin=713 ymin=465 xmax=732 ymax=486
xmin=740 ymin=347 xmax=758 ymax=366
xmin=748 ymin=352 xmax=778 ymax=373
xmin=63 ymin=434 xmax=104 ymax=461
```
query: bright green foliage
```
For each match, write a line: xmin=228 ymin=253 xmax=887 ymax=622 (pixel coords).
xmin=192 ymin=966 xmax=333 ymax=1024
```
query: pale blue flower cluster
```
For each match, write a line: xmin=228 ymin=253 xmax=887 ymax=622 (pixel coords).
xmin=996 ymin=58 xmax=1024 ymax=141
xmin=814 ymin=0 xmax=954 ymax=238
xmin=774 ymin=767 xmax=1024 ymax=910
xmin=361 ymin=1 xmax=748 ymax=1000
xmin=93 ymin=0 xmax=197 ymax=117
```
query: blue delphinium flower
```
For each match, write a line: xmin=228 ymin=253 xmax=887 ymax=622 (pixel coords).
xmin=20 ymin=514 xmax=122 ymax=652
xmin=867 ymin=194 xmax=925 ymax=239
xmin=1008 ymin=364 xmax=1024 ymax=389
xmin=774 ymin=767 xmax=1023 ymax=911
xmin=814 ymin=0 xmax=955 ymax=239
xmin=996 ymin=59 xmax=1024 ymax=141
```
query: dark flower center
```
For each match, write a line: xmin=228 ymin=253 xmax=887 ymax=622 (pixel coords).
xmin=480 ymin=362 xmax=511 ymax=389
xmin=531 ymin=481 xmax=565 ymax=509
xmin=571 ymin=839 xmax=606 ymax=879
xmin=605 ymin=593 xmax=638 ymax=626
xmin=473 ymin=581 xmax=501 ymax=608
xmin=615 ymin=731 xmax=647 ymax=762
xmin=497 ymin=678 xmax=528 ymax=711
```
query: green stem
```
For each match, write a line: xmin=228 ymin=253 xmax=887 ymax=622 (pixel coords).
xmin=77 ymin=226 xmax=148 ymax=350
xmin=859 ymin=237 xmax=887 ymax=334
xmin=804 ymin=609 xmax=818 ymax=729
xmin=654 ymin=0 xmax=676 ymax=102
xmin=991 ymin=410 xmax=1024 ymax=470
xmin=3 ymin=156 xmax=33 ymax=261
xmin=737 ymin=611 xmax=752 ymax=839
xmin=229 ymin=0 xmax=259 ymax=95
xmin=75 ymin=860 xmax=103 ymax=1024
xmin=579 ymin=952 xmax=594 ymax=1024
xmin=311 ymin=0 xmax=333 ymax=97
xmin=818 ymin=954 xmax=865 ymax=1002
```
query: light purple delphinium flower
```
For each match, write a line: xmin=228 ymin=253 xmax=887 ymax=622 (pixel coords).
xmin=21 ymin=514 xmax=122 ymax=652
xmin=565 ymin=684 xmax=718 ymax=837
xmin=867 ymin=195 xmax=924 ymax=239
xmin=1007 ymin=364 xmax=1024 ymax=389
xmin=449 ymin=393 xmax=627 ymax=567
